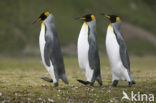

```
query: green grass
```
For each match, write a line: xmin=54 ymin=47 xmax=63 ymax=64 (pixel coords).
xmin=0 ymin=56 xmax=156 ymax=102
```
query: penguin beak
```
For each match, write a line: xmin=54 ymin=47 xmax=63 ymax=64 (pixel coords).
xmin=101 ymin=13 xmax=110 ymax=19
xmin=80 ymin=17 xmax=86 ymax=21
xmin=75 ymin=16 xmax=86 ymax=21
xmin=32 ymin=17 xmax=41 ymax=24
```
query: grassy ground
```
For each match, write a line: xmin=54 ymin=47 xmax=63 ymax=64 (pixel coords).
xmin=0 ymin=56 xmax=155 ymax=103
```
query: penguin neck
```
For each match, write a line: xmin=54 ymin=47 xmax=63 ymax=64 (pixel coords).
xmin=40 ymin=22 xmax=46 ymax=37
xmin=86 ymin=19 xmax=96 ymax=33
xmin=43 ymin=14 xmax=57 ymax=37
xmin=44 ymin=14 xmax=55 ymax=24
xmin=112 ymin=20 xmax=121 ymax=30
xmin=41 ymin=22 xmax=45 ymax=30
xmin=44 ymin=14 xmax=55 ymax=29
xmin=83 ymin=22 xmax=88 ymax=26
xmin=87 ymin=19 xmax=96 ymax=27
xmin=107 ymin=24 xmax=114 ymax=35
xmin=108 ymin=24 xmax=113 ymax=28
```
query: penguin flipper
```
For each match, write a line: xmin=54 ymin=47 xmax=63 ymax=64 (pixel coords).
xmin=44 ymin=41 xmax=53 ymax=67
xmin=41 ymin=77 xmax=53 ymax=83
xmin=77 ymin=79 xmax=90 ymax=85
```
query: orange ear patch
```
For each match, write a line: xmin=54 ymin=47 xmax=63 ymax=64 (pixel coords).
xmin=91 ymin=15 xmax=95 ymax=20
xmin=44 ymin=12 xmax=50 ymax=17
xmin=116 ymin=17 xmax=120 ymax=22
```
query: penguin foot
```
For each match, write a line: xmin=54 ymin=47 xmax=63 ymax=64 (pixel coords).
xmin=54 ymin=82 xmax=58 ymax=87
xmin=41 ymin=77 xmax=53 ymax=83
xmin=77 ymin=79 xmax=90 ymax=85
xmin=112 ymin=80 xmax=118 ymax=87
xmin=99 ymin=82 xmax=103 ymax=86
xmin=90 ymin=82 xmax=94 ymax=86
xmin=128 ymin=82 xmax=133 ymax=87
xmin=128 ymin=81 xmax=136 ymax=87
xmin=132 ymin=81 xmax=136 ymax=84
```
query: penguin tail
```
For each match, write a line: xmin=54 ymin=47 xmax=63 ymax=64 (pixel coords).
xmin=41 ymin=77 xmax=53 ymax=83
xmin=96 ymin=76 xmax=103 ymax=86
xmin=61 ymin=74 xmax=69 ymax=84
xmin=77 ymin=79 xmax=90 ymax=85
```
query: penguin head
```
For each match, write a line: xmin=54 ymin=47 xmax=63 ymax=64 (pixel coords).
xmin=79 ymin=14 xmax=95 ymax=22
xmin=33 ymin=11 xmax=50 ymax=24
xmin=101 ymin=14 xmax=120 ymax=23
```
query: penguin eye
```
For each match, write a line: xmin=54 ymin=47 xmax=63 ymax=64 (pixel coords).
xmin=81 ymin=14 xmax=94 ymax=22
xmin=110 ymin=17 xmax=116 ymax=23
xmin=108 ymin=15 xmax=119 ymax=23
xmin=87 ymin=16 xmax=92 ymax=22
xmin=113 ymin=18 xmax=117 ymax=22
xmin=40 ymin=12 xmax=50 ymax=21
xmin=40 ymin=13 xmax=47 ymax=20
xmin=85 ymin=15 xmax=94 ymax=22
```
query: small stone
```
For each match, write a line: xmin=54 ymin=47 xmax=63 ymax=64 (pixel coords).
xmin=58 ymin=89 xmax=61 ymax=92
xmin=48 ymin=98 xmax=54 ymax=102
xmin=15 ymin=93 xmax=18 ymax=96
xmin=41 ymin=84 xmax=46 ymax=87
xmin=38 ymin=98 xmax=42 ymax=101
xmin=0 ymin=92 xmax=2 ymax=96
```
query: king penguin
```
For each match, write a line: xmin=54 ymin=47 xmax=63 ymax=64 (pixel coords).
xmin=77 ymin=14 xmax=102 ymax=86
xmin=101 ymin=14 xmax=135 ymax=87
xmin=33 ymin=11 xmax=68 ymax=87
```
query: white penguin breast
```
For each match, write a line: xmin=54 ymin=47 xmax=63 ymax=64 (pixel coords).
xmin=106 ymin=25 xmax=121 ymax=69
xmin=39 ymin=22 xmax=46 ymax=65
xmin=106 ymin=25 xmax=131 ymax=81
xmin=39 ymin=22 xmax=57 ymax=83
xmin=77 ymin=23 xmax=89 ymax=69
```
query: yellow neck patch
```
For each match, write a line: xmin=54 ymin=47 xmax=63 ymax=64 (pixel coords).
xmin=91 ymin=15 xmax=95 ymax=21
xmin=84 ymin=22 xmax=88 ymax=25
xmin=83 ymin=22 xmax=88 ymax=36
xmin=41 ymin=22 xmax=45 ymax=29
xmin=108 ymin=24 xmax=113 ymax=29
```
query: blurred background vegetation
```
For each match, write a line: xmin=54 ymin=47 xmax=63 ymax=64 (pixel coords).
xmin=0 ymin=0 xmax=156 ymax=57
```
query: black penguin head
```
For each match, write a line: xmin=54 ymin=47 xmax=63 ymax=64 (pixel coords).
xmin=80 ymin=13 xmax=95 ymax=22
xmin=33 ymin=11 xmax=50 ymax=24
xmin=101 ymin=14 xmax=120 ymax=23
